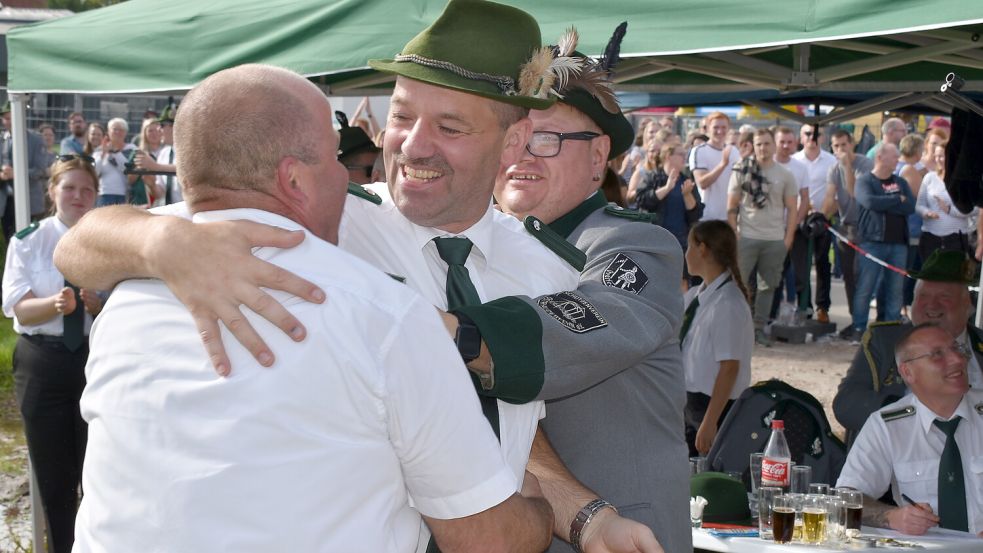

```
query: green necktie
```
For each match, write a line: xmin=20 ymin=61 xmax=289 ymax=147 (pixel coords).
xmin=433 ymin=237 xmax=481 ymax=310
xmin=63 ymin=280 xmax=84 ymax=352
xmin=429 ymin=237 xmax=499 ymax=553
xmin=679 ymin=296 xmax=699 ymax=345
xmin=933 ymin=417 xmax=968 ymax=532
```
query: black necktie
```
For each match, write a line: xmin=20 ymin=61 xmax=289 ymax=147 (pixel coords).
xmin=933 ymin=417 xmax=968 ymax=531
xmin=165 ymin=147 xmax=175 ymax=204
xmin=679 ymin=296 xmax=699 ymax=345
xmin=62 ymin=280 xmax=84 ymax=352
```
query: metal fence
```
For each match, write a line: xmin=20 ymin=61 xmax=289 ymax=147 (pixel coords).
xmin=4 ymin=92 xmax=175 ymax=142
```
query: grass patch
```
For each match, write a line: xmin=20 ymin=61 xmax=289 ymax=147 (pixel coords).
xmin=0 ymin=318 xmax=16 ymax=395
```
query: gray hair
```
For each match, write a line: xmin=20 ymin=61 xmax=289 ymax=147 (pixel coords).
xmin=107 ymin=117 xmax=129 ymax=133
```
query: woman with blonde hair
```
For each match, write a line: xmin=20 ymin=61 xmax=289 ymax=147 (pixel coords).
xmin=629 ymin=143 xmax=702 ymax=252
xmin=2 ymin=155 xmax=104 ymax=553
xmin=129 ymin=118 xmax=164 ymax=207
xmin=681 ymin=220 xmax=753 ymax=455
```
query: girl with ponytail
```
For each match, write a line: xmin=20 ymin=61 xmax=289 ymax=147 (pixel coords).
xmin=681 ymin=220 xmax=754 ymax=456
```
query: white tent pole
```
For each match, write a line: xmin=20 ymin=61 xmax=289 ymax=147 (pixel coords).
xmin=10 ymin=93 xmax=31 ymax=233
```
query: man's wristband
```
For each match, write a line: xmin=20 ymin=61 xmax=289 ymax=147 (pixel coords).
xmin=570 ymin=498 xmax=617 ymax=553
xmin=452 ymin=311 xmax=481 ymax=364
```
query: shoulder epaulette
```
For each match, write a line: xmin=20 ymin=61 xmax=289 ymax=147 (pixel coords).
xmin=880 ymin=405 xmax=916 ymax=421
xmin=975 ymin=402 xmax=983 ymax=416
xmin=602 ymin=204 xmax=657 ymax=223
xmin=870 ymin=321 xmax=902 ymax=329
xmin=523 ymin=216 xmax=586 ymax=271
xmin=347 ymin=182 xmax=382 ymax=205
xmin=13 ymin=221 xmax=38 ymax=240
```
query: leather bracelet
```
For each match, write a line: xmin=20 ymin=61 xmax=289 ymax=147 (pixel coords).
xmin=570 ymin=498 xmax=617 ymax=553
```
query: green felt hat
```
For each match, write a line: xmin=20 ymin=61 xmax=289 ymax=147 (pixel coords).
xmin=909 ymin=250 xmax=977 ymax=283
xmin=335 ymin=110 xmax=379 ymax=159
xmin=691 ymin=472 xmax=754 ymax=526
xmin=156 ymin=103 xmax=176 ymax=124
xmin=369 ymin=0 xmax=554 ymax=110
xmin=0 ymin=101 xmax=9 ymax=115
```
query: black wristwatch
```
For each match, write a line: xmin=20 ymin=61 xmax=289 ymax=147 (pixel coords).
xmin=452 ymin=311 xmax=481 ymax=364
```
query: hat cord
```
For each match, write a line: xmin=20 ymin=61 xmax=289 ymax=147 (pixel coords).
xmin=394 ymin=54 xmax=517 ymax=95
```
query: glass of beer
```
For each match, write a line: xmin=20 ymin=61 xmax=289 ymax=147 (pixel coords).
xmin=839 ymin=489 xmax=863 ymax=538
xmin=803 ymin=494 xmax=827 ymax=545
xmin=771 ymin=495 xmax=795 ymax=543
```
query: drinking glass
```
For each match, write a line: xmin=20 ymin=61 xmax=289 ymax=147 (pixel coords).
xmin=825 ymin=497 xmax=847 ymax=544
xmin=802 ymin=494 xmax=827 ymax=545
xmin=790 ymin=465 xmax=812 ymax=494
xmin=689 ymin=456 xmax=708 ymax=475
xmin=785 ymin=493 xmax=805 ymax=543
xmin=808 ymin=482 xmax=830 ymax=496
xmin=749 ymin=453 xmax=764 ymax=514
xmin=758 ymin=487 xmax=782 ymax=540
xmin=839 ymin=489 xmax=863 ymax=538
xmin=771 ymin=495 xmax=795 ymax=543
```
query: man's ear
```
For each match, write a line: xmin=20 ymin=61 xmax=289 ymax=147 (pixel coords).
xmin=592 ymin=134 xmax=611 ymax=177
xmin=275 ymin=156 xmax=309 ymax=206
xmin=501 ymin=117 xmax=533 ymax=168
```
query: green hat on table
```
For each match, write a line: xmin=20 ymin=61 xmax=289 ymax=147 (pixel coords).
xmin=909 ymin=250 xmax=978 ymax=284
xmin=550 ymin=22 xmax=634 ymax=159
xmin=369 ymin=0 xmax=556 ymax=110
xmin=690 ymin=472 xmax=754 ymax=526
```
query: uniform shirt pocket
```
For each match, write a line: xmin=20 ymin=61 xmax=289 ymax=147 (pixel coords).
xmin=895 ymin=459 xmax=938 ymax=502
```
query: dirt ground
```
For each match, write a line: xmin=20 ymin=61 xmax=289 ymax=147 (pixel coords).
xmin=750 ymin=336 xmax=856 ymax=440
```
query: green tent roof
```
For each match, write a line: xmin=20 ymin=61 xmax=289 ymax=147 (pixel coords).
xmin=8 ymin=0 xmax=983 ymax=105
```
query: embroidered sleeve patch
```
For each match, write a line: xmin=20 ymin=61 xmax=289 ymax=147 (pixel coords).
xmin=601 ymin=253 xmax=648 ymax=294
xmin=538 ymin=291 xmax=608 ymax=333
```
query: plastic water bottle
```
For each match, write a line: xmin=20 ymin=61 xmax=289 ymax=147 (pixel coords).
xmin=761 ymin=420 xmax=791 ymax=490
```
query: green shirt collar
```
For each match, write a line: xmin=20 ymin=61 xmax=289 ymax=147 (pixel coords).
xmin=548 ymin=191 xmax=606 ymax=239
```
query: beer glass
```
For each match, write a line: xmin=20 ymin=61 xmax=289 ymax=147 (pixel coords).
xmin=802 ymin=494 xmax=827 ymax=545
xmin=808 ymin=482 xmax=830 ymax=496
xmin=839 ymin=489 xmax=863 ymax=538
xmin=785 ymin=492 xmax=805 ymax=543
xmin=758 ymin=487 xmax=782 ymax=540
xmin=771 ymin=495 xmax=795 ymax=543
xmin=825 ymin=497 xmax=847 ymax=544
xmin=790 ymin=465 xmax=811 ymax=494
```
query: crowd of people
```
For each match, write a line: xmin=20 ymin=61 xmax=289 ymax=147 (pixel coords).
xmin=0 ymin=0 xmax=980 ymax=551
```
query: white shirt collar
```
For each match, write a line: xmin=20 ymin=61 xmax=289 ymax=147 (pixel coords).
xmin=696 ymin=270 xmax=733 ymax=303
xmin=912 ymin=392 xmax=975 ymax=435
xmin=192 ymin=208 xmax=305 ymax=233
xmin=410 ymin=204 xmax=497 ymax=269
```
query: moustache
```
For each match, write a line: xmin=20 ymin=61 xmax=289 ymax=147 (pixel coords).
xmin=392 ymin=153 xmax=453 ymax=175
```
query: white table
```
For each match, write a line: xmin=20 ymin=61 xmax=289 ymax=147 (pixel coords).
xmin=693 ymin=526 xmax=983 ymax=552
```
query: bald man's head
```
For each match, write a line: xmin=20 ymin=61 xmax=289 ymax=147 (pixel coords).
xmin=176 ymin=64 xmax=324 ymax=203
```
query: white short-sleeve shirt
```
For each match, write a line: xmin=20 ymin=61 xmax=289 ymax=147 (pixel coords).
xmin=1 ymin=216 xmax=93 ymax=336
xmin=792 ymin=149 xmax=837 ymax=210
xmin=836 ymin=390 xmax=983 ymax=534
xmin=681 ymin=271 xmax=754 ymax=398
xmin=689 ymin=143 xmax=741 ymax=222
xmin=75 ymin=209 xmax=516 ymax=553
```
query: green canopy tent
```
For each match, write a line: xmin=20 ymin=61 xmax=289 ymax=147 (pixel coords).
xmin=5 ymin=0 xmax=983 ymax=227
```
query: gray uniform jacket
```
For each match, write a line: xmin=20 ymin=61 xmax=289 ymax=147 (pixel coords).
xmin=832 ymin=321 xmax=983 ymax=444
xmin=457 ymin=192 xmax=691 ymax=553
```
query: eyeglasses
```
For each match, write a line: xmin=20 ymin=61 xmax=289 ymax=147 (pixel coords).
xmin=56 ymin=154 xmax=95 ymax=164
xmin=902 ymin=342 xmax=971 ymax=364
xmin=525 ymin=131 xmax=599 ymax=158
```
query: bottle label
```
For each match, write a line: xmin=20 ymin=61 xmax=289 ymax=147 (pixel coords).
xmin=761 ymin=458 xmax=789 ymax=487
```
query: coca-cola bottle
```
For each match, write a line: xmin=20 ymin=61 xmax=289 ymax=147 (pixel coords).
xmin=761 ymin=419 xmax=791 ymax=490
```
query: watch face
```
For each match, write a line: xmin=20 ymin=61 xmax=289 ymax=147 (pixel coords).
xmin=455 ymin=319 xmax=481 ymax=363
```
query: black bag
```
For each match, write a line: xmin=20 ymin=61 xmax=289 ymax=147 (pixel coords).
xmin=706 ymin=379 xmax=847 ymax=490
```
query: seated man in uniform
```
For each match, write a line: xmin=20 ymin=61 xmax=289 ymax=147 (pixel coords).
xmin=832 ymin=251 xmax=983 ymax=445
xmin=836 ymin=323 xmax=983 ymax=537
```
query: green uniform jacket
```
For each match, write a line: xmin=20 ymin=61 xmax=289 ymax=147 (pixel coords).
xmin=455 ymin=192 xmax=691 ymax=553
